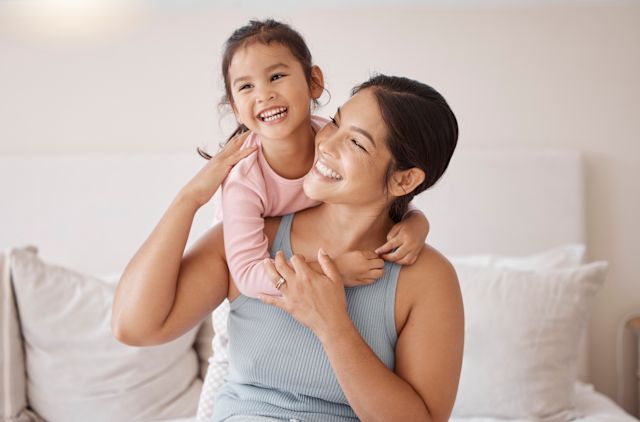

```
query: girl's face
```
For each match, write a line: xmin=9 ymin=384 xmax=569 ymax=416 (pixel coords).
xmin=303 ymin=88 xmax=394 ymax=208
xmin=228 ymin=42 xmax=321 ymax=141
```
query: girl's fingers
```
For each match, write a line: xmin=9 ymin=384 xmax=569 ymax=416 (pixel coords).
xmin=363 ymin=250 xmax=380 ymax=260
xmin=375 ymin=238 xmax=400 ymax=255
xmin=318 ymin=248 xmax=341 ymax=283
xmin=368 ymin=268 xmax=385 ymax=280
xmin=381 ymin=245 xmax=408 ymax=262
xmin=370 ymin=258 xmax=385 ymax=269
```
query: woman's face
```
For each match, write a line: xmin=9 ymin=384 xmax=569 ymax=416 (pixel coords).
xmin=303 ymin=88 xmax=394 ymax=208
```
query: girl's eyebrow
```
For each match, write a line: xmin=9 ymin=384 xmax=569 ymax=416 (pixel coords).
xmin=232 ymin=63 xmax=290 ymax=87
xmin=337 ymin=107 xmax=376 ymax=147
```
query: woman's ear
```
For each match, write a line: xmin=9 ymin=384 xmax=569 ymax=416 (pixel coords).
xmin=388 ymin=167 xmax=426 ymax=197
xmin=310 ymin=65 xmax=324 ymax=100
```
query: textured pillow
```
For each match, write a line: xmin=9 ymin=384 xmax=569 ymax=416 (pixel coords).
xmin=450 ymin=244 xmax=586 ymax=270
xmin=451 ymin=261 xmax=607 ymax=421
xmin=9 ymin=246 xmax=203 ymax=422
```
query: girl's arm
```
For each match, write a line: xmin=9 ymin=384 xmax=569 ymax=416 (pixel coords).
xmin=221 ymin=174 xmax=283 ymax=298
xmin=259 ymin=248 xmax=464 ymax=422
xmin=375 ymin=204 xmax=430 ymax=265
xmin=111 ymin=135 xmax=255 ymax=346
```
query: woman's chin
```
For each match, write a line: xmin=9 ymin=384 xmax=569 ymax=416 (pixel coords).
xmin=302 ymin=171 xmax=338 ymax=202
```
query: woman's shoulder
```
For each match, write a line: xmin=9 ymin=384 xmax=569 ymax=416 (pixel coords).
xmin=396 ymin=244 xmax=461 ymax=308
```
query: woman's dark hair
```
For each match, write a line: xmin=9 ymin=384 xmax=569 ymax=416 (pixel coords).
xmin=198 ymin=19 xmax=322 ymax=160
xmin=352 ymin=75 xmax=458 ymax=222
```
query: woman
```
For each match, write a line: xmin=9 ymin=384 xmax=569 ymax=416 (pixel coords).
xmin=112 ymin=74 xmax=463 ymax=422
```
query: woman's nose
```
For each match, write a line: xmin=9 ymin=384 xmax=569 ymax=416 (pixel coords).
xmin=318 ymin=130 xmax=340 ymax=158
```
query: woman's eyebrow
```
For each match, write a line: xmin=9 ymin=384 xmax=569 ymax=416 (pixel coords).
xmin=337 ymin=107 xmax=376 ymax=147
xmin=233 ymin=63 xmax=290 ymax=87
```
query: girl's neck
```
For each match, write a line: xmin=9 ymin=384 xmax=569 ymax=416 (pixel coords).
xmin=295 ymin=202 xmax=394 ymax=256
xmin=260 ymin=118 xmax=316 ymax=180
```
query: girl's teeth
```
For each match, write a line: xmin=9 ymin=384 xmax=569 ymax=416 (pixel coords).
xmin=260 ymin=107 xmax=287 ymax=121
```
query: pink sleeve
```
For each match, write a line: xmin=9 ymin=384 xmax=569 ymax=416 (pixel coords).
xmin=221 ymin=171 xmax=282 ymax=298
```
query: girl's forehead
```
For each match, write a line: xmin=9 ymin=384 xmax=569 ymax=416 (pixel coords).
xmin=229 ymin=42 xmax=299 ymax=72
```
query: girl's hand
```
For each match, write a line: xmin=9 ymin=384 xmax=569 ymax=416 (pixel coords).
xmin=182 ymin=132 xmax=255 ymax=207
xmin=374 ymin=210 xmax=429 ymax=265
xmin=335 ymin=250 xmax=385 ymax=287
xmin=259 ymin=250 xmax=350 ymax=340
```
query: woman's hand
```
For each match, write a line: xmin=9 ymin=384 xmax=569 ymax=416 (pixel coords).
xmin=259 ymin=249 xmax=351 ymax=341
xmin=181 ymin=132 xmax=256 ymax=207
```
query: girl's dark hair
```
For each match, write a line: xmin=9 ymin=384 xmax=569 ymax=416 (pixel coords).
xmin=352 ymin=75 xmax=458 ymax=222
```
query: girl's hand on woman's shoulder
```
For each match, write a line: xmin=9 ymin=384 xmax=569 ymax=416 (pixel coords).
xmin=260 ymin=249 xmax=351 ymax=342
xmin=181 ymin=131 xmax=255 ymax=207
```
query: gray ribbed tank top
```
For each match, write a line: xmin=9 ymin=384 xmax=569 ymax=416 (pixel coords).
xmin=213 ymin=213 xmax=401 ymax=422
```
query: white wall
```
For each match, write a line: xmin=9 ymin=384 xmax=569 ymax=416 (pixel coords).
xmin=1 ymin=1 xmax=639 ymax=414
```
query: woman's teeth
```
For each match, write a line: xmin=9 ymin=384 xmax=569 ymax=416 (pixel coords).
xmin=315 ymin=160 xmax=343 ymax=180
xmin=259 ymin=107 xmax=288 ymax=122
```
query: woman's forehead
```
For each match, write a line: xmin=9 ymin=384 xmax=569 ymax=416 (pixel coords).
xmin=342 ymin=90 xmax=387 ymax=144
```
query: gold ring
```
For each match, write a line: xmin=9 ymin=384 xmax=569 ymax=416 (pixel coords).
xmin=275 ymin=276 xmax=286 ymax=290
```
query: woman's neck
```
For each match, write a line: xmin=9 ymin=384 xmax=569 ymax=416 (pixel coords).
xmin=260 ymin=119 xmax=316 ymax=180
xmin=296 ymin=203 xmax=394 ymax=256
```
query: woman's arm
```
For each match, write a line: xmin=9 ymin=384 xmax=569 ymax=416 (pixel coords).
xmin=111 ymin=135 xmax=255 ymax=346
xmin=259 ymin=247 xmax=464 ymax=422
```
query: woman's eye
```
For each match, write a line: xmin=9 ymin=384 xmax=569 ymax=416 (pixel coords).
xmin=330 ymin=116 xmax=338 ymax=126
xmin=351 ymin=139 xmax=367 ymax=152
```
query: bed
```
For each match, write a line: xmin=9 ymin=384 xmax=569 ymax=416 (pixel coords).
xmin=0 ymin=148 xmax=636 ymax=422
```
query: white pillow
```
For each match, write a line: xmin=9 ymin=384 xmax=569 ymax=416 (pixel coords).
xmin=1 ymin=248 xmax=39 ymax=422
xmin=450 ymin=244 xmax=586 ymax=270
xmin=8 ymin=246 xmax=203 ymax=422
xmin=451 ymin=261 xmax=607 ymax=421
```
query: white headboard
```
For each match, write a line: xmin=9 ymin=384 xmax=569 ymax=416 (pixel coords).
xmin=0 ymin=148 xmax=588 ymax=378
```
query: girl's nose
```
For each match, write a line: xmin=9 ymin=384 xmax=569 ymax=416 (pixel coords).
xmin=255 ymin=86 xmax=276 ymax=103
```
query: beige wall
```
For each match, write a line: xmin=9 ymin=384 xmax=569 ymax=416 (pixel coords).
xmin=1 ymin=1 xmax=639 ymax=414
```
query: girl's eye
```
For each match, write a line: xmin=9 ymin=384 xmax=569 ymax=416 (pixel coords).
xmin=239 ymin=84 xmax=252 ymax=91
xmin=351 ymin=139 xmax=367 ymax=152
xmin=330 ymin=115 xmax=338 ymax=125
xmin=271 ymin=73 xmax=286 ymax=81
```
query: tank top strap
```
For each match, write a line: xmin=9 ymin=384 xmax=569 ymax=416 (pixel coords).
xmin=270 ymin=213 xmax=294 ymax=259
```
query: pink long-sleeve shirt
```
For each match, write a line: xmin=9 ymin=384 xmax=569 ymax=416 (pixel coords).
xmin=221 ymin=116 xmax=328 ymax=297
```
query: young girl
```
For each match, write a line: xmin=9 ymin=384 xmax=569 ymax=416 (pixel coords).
xmin=203 ymin=19 xmax=430 ymax=299
xmin=195 ymin=19 xmax=430 ymax=421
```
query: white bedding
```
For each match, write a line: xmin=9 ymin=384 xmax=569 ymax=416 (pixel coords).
xmin=158 ymin=382 xmax=637 ymax=422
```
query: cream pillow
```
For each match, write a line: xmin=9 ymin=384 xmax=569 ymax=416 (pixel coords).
xmin=450 ymin=244 xmax=586 ymax=270
xmin=8 ymin=246 xmax=203 ymax=422
xmin=451 ymin=261 xmax=607 ymax=421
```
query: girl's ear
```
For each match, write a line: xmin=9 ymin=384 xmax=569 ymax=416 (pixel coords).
xmin=388 ymin=167 xmax=426 ymax=198
xmin=310 ymin=65 xmax=324 ymax=100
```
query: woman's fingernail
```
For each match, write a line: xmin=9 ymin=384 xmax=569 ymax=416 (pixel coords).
xmin=319 ymin=248 xmax=327 ymax=256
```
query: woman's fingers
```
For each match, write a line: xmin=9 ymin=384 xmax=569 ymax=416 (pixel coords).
xmin=263 ymin=258 xmax=279 ymax=282
xmin=258 ymin=294 xmax=285 ymax=309
xmin=274 ymin=250 xmax=296 ymax=281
